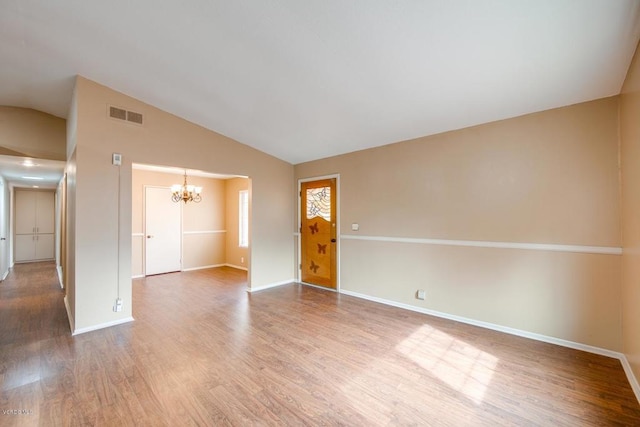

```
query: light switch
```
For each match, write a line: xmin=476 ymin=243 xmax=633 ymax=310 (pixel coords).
xmin=351 ymin=223 xmax=359 ymax=231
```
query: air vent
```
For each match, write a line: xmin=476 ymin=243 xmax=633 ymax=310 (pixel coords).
xmin=109 ymin=106 xmax=127 ymax=120
xmin=108 ymin=105 xmax=143 ymax=125
xmin=126 ymin=111 xmax=143 ymax=124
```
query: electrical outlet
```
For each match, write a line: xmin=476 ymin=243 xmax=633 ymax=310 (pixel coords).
xmin=113 ymin=298 xmax=123 ymax=312
xmin=416 ymin=289 xmax=426 ymax=300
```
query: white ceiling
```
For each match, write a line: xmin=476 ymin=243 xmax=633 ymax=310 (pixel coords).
xmin=0 ymin=155 xmax=65 ymax=189
xmin=1 ymin=1 xmax=639 ymax=164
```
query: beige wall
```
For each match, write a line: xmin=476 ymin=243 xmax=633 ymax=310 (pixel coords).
xmin=225 ymin=177 xmax=250 ymax=269
xmin=620 ymin=42 xmax=640 ymax=383
xmin=0 ymin=107 xmax=66 ymax=160
xmin=131 ymin=169 xmax=229 ymax=275
xmin=295 ymin=97 xmax=622 ymax=350
xmin=67 ymin=76 xmax=294 ymax=332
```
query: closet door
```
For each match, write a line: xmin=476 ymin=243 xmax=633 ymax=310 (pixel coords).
xmin=14 ymin=235 xmax=36 ymax=262
xmin=35 ymin=234 xmax=55 ymax=260
xmin=36 ymin=192 xmax=55 ymax=234
xmin=14 ymin=190 xmax=55 ymax=262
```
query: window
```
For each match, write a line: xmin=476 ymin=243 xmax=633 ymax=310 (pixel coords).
xmin=239 ymin=190 xmax=249 ymax=247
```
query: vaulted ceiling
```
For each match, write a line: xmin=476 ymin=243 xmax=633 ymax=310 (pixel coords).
xmin=1 ymin=1 xmax=639 ymax=164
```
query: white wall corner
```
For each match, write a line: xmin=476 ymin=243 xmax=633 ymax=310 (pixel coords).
xmin=56 ymin=265 xmax=64 ymax=289
xmin=63 ymin=295 xmax=74 ymax=334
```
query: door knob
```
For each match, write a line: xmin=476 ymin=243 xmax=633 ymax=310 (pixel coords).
xmin=331 ymin=238 xmax=336 ymax=243
xmin=146 ymin=235 xmax=154 ymax=239
xmin=0 ymin=237 xmax=5 ymax=240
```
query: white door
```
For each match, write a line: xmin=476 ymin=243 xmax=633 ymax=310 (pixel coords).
xmin=14 ymin=190 xmax=55 ymax=263
xmin=145 ymin=186 xmax=181 ymax=275
xmin=14 ymin=235 xmax=35 ymax=262
xmin=36 ymin=192 xmax=55 ymax=233
xmin=15 ymin=191 xmax=37 ymax=234
xmin=35 ymin=234 xmax=55 ymax=260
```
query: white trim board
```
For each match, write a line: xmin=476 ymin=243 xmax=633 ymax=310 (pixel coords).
xmin=72 ymin=317 xmax=135 ymax=336
xmin=339 ymin=288 xmax=640 ymax=404
xmin=247 ymin=279 xmax=294 ymax=293
xmin=183 ymin=230 xmax=226 ymax=235
xmin=225 ymin=263 xmax=248 ymax=271
xmin=300 ymin=281 xmax=338 ymax=293
xmin=56 ymin=265 xmax=63 ymax=289
xmin=64 ymin=295 xmax=74 ymax=334
xmin=182 ymin=264 xmax=225 ymax=272
xmin=341 ymin=234 xmax=622 ymax=255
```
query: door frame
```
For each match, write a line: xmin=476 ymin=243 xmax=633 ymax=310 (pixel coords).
xmin=297 ymin=174 xmax=340 ymax=292
xmin=0 ymin=179 xmax=7 ymax=280
xmin=143 ymin=185 xmax=183 ymax=276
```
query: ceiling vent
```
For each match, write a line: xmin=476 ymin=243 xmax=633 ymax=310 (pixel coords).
xmin=108 ymin=105 xmax=143 ymax=125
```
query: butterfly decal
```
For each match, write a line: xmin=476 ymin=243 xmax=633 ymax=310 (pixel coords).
xmin=317 ymin=243 xmax=327 ymax=254
xmin=309 ymin=260 xmax=320 ymax=274
xmin=309 ymin=222 xmax=319 ymax=235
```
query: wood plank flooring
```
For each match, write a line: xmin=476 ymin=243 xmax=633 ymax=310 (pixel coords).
xmin=1 ymin=261 xmax=640 ymax=426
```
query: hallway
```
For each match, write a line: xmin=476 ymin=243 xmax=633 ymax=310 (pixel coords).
xmin=0 ymin=261 xmax=68 ymax=350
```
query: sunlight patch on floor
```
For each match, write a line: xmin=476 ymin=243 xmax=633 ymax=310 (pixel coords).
xmin=396 ymin=324 xmax=498 ymax=404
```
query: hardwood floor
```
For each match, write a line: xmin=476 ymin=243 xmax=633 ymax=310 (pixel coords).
xmin=1 ymin=262 xmax=639 ymax=426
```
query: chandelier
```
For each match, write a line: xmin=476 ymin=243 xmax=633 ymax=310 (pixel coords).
xmin=171 ymin=171 xmax=202 ymax=203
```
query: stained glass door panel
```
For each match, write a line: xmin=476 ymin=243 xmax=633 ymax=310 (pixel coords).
xmin=301 ymin=178 xmax=336 ymax=288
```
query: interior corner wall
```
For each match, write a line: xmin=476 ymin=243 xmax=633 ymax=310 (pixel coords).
xmin=620 ymin=41 xmax=640 ymax=384
xmin=295 ymin=96 xmax=622 ymax=351
xmin=225 ymin=177 xmax=250 ymax=270
xmin=71 ymin=76 xmax=293 ymax=331
xmin=131 ymin=169 xmax=228 ymax=275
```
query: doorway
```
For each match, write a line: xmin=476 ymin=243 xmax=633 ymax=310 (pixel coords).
xmin=299 ymin=177 xmax=338 ymax=289
xmin=144 ymin=186 xmax=181 ymax=275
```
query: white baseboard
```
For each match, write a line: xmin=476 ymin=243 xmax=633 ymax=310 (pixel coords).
xmin=247 ymin=279 xmax=294 ymax=293
xmin=620 ymin=354 xmax=640 ymax=403
xmin=182 ymin=264 xmax=225 ymax=272
xmin=56 ymin=265 xmax=64 ymax=289
xmin=1 ymin=269 xmax=8 ymax=281
xmin=339 ymin=289 xmax=640 ymax=404
xmin=300 ymin=281 xmax=338 ymax=293
xmin=135 ymin=264 xmax=248 ymax=278
xmin=64 ymin=295 xmax=74 ymax=333
xmin=72 ymin=316 xmax=135 ymax=336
